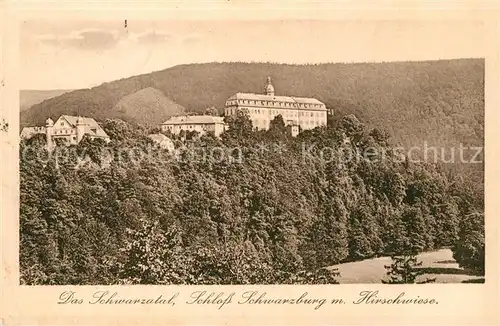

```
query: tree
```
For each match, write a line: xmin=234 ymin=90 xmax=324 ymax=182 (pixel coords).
xmin=119 ymin=219 xmax=189 ymax=284
xmin=452 ymin=212 xmax=485 ymax=275
xmin=205 ymin=106 xmax=219 ymax=116
xmin=185 ymin=130 xmax=200 ymax=141
xmin=382 ymin=255 xmax=436 ymax=284
xmin=268 ymin=115 xmax=287 ymax=136
xmin=189 ymin=240 xmax=276 ymax=284
xmin=395 ymin=205 xmax=434 ymax=254
xmin=101 ymin=118 xmax=140 ymax=143
xmin=77 ymin=136 xmax=107 ymax=166
xmin=339 ymin=114 xmax=365 ymax=141
xmin=369 ymin=128 xmax=390 ymax=146
xmin=432 ymin=201 xmax=459 ymax=247
xmin=222 ymin=109 xmax=253 ymax=140
xmin=305 ymin=212 xmax=348 ymax=269
xmin=348 ymin=205 xmax=383 ymax=260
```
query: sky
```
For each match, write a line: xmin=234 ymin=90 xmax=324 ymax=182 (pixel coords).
xmin=20 ymin=20 xmax=487 ymax=90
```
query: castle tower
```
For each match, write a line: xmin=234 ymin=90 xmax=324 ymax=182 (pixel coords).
xmin=264 ymin=76 xmax=275 ymax=96
xmin=45 ymin=117 xmax=54 ymax=150
xmin=76 ymin=116 xmax=85 ymax=143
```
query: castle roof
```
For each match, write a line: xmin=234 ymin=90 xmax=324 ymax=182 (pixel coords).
xmin=58 ymin=115 xmax=110 ymax=139
xmin=226 ymin=93 xmax=326 ymax=109
xmin=148 ymin=133 xmax=172 ymax=143
xmin=161 ymin=115 xmax=225 ymax=125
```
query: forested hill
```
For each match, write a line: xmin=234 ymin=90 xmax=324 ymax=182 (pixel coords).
xmin=21 ymin=59 xmax=484 ymax=148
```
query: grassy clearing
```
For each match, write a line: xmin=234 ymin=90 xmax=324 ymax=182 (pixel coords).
xmin=329 ymin=249 xmax=484 ymax=284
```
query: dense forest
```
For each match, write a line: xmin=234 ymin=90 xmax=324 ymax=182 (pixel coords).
xmin=19 ymin=112 xmax=484 ymax=285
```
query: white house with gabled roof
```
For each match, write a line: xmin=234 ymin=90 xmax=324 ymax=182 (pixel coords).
xmin=21 ymin=115 xmax=110 ymax=148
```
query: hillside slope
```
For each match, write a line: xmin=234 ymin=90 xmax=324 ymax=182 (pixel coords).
xmin=21 ymin=59 xmax=484 ymax=151
xmin=20 ymin=89 xmax=73 ymax=111
xmin=113 ymin=87 xmax=186 ymax=126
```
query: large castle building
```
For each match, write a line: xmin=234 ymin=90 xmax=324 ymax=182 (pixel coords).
xmin=224 ymin=77 xmax=327 ymax=136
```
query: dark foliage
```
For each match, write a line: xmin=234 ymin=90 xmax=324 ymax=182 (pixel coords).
xmin=452 ymin=212 xmax=485 ymax=275
xmin=19 ymin=114 xmax=483 ymax=284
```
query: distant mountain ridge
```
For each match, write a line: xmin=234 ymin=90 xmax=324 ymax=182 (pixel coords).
xmin=20 ymin=89 xmax=74 ymax=112
xmin=21 ymin=59 xmax=484 ymax=152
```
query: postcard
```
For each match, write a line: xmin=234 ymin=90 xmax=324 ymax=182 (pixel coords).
xmin=1 ymin=1 xmax=499 ymax=325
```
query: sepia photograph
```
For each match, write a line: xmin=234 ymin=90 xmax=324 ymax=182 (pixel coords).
xmin=16 ymin=18 xmax=486 ymax=288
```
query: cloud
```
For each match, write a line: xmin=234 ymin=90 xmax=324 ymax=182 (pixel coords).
xmin=66 ymin=30 xmax=119 ymax=50
xmin=135 ymin=30 xmax=173 ymax=44
xmin=181 ymin=33 xmax=203 ymax=45
xmin=36 ymin=28 xmax=121 ymax=51
xmin=125 ymin=30 xmax=201 ymax=47
xmin=34 ymin=27 xmax=203 ymax=51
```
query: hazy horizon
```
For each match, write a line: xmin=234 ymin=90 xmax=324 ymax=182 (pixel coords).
xmin=21 ymin=57 xmax=485 ymax=91
xmin=21 ymin=20 xmax=486 ymax=90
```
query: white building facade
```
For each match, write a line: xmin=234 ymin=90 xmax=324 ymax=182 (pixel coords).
xmin=224 ymin=77 xmax=328 ymax=136
xmin=160 ymin=115 xmax=226 ymax=137
xmin=21 ymin=115 xmax=110 ymax=148
xmin=148 ymin=133 xmax=175 ymax=152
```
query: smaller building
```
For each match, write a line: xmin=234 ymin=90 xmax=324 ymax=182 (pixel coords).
xmin=20 ymin=126 xmax=46 ymax=139
xmin=160 ymin=115 xmax=226 ymax=137
xmin=148 ymin=133 xmax=175 ymax=152
xmin=48 ymin=115 xmax=110 ymax=145
xmin=20 ymin=115 xmax=110 ymax=149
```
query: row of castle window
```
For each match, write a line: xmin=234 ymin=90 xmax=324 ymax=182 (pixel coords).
xmin=53 ymin=135 xmax=77 ymax=141
xmin=52 ymin=128 xmax=97 ymax=135
xmin=163 ymin=124 xmax=214 ymax=130
xmin=53 ymin=129 xmax=75 ymax=134
xmin=267 ymin=110 xmax=325 ymax=118
xmin=226 ymin=107 xmax=326 ymax=117
xmin=253 ymin=119 xmax=325 ymax=127
xmin=227 ymin=100 xmax=323 ymax=109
